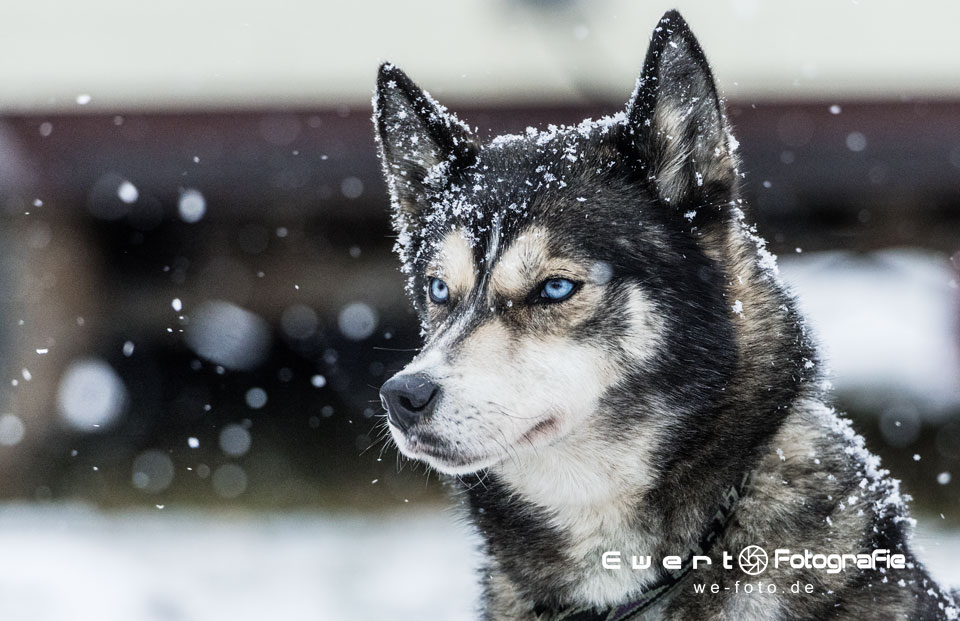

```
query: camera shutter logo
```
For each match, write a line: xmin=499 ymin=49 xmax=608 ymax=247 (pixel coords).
xmin=738 ymin=545 xmax=769 ymax=576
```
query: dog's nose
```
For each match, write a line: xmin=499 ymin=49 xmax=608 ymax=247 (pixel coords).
xmin=379 ymin=373 xmax=440 ymax=432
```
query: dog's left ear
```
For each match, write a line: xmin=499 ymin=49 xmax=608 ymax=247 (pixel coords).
xmin=373 ymin=63 xmax=477 ymax=229
xmin=624 ymin=10 xmax=738 ymax=211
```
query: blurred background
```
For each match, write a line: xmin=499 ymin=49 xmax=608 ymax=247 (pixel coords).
xmin=0 ymin=1 xmax=958 ymax=619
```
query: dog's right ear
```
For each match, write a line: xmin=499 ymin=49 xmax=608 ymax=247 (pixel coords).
xmin=373 ymin=63 xmax=476 ymax=230
xmin=622 ymin=11 xmax=739 ymax=213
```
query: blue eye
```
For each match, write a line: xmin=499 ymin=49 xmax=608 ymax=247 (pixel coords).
xmin=428 ymin=278 xmax=450 ymax=304
xmin=539 ymin=278 xmax=577 ymax=302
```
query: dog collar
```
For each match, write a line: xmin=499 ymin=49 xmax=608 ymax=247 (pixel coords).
xmin=533 ymin=472 xmax=751 ymax=621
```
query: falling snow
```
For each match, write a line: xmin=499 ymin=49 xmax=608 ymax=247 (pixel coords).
xmin=219 ymin=424 xmax=252 ymax=457
xmin=56 ymin=358 xmax=127 ymax=431
xmin=178 ymin=189 xmax=207 ymax=223
xmin=0 ymin=414 xmax=25 ymax=446
xmin=117 ymin=180 xmax=139 ymax=204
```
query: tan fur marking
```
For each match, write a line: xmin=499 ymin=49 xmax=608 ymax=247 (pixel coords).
xmin=651 ymin=103 xmax=693 ymax=205
xmin=490 ymin=227 xmax=552 ymax=298
xmin=621 ymin=286 xmax=664 ymax=363
xmin=429 ymin=230 xmax=476 ymax=296
xmin=454 ymin=319 xmax=512 ymax=367
xmin=490 ymin=227 xmax=586 ymax=301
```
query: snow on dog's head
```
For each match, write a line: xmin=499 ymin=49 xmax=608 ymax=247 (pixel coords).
xmin=374 ymin=12 xmax=751 ymax=475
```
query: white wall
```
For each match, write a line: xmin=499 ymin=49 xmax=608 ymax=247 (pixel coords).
xmin=1 ymin=0 xmax=960 ymax=112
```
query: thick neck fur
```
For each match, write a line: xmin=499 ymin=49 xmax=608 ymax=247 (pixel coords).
xmin=460 ymin=208 xmax=819 ymax=611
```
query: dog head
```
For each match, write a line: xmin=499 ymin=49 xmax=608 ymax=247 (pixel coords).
xmin=374 ymin=11 xmax=762 ymax=476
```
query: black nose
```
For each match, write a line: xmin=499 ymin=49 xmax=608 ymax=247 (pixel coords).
xmin=380 ymin=373 xmax=440 ymax=432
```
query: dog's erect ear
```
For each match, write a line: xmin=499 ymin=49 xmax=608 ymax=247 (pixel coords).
xmin=624 ymin=10 xmax=738 ymax=210
xmin=373 ymin=63 xmax=477 ymax=229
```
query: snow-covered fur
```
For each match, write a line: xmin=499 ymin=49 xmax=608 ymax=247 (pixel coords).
xmin=373 ymin=10 xmax=957 ymax=620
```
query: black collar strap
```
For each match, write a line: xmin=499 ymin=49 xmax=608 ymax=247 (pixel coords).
xmin=533 ymin=472 xmax=751 ymax=621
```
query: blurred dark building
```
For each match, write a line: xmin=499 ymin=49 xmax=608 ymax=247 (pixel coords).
xmin=0 ymin=100 xmax=957 ymax=516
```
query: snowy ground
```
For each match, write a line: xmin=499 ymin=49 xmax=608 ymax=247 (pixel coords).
xmin=780 ymin=249 xmax=960 ymax=418
xmin=0 ymin=503 xmax=956 ymax=621
xmin=0 ymin=503 xmax=482 ymax=621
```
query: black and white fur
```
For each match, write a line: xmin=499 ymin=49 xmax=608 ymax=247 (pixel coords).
xmin=373 ymin=10 xmax=958 ymax=620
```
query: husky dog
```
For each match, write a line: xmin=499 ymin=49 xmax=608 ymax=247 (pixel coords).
xmin=373 ymin=10 xmax=958 ymax=620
